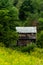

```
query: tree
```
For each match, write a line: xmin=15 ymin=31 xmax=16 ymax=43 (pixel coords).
xmin=0 ymin=0 xmax=14 ymax=9
xmin=38 ymin=18 xmax=43 ymax=31
xmin=0 ymin=8 xmax=19 ymax=47
xmin=13 ymin=0 xmax=18 ymax=6
xmin=19 ymin=0 xmax=36 ymax=21
xmin=37 ymin=31 xmax=43 ymax=48
xmin=19 ymin=0 xmax=43 ymax=27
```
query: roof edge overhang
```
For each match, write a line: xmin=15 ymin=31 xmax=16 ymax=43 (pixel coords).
xmin=16 ymin=27 xmax=37 ymax=33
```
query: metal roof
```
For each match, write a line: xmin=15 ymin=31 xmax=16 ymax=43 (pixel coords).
xmin=16 ymin=27 xmax=37 ymax=33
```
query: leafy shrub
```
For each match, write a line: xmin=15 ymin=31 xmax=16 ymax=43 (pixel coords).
xmin=21 ymin=43 xmax=37 ymax=52
xmin=37 ymin=31 xmax=43 ymax=48
xmin=0 ymin=42 xmax=5 ymax=47
xmin=0 ymin=9 xmax=18 ymax=47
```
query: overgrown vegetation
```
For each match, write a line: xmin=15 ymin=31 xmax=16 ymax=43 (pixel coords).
xmin=21 ymin=43 xmax=37 ymax=52
xmin=0 ymin=45 xmax=43 ymax=65
xmin=0 ymin=0 xmax=43 ymax=47
xmin=0 ymin=8 xmax=19 ymax=47
xmin=37 ymin=31 xmax=43 ymax=48
xmin=0 ymin=0 xmax=43 ymax=65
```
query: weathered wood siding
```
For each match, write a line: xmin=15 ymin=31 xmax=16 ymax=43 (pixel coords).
xmin=17 ymin=33 xmax=36 ymax=46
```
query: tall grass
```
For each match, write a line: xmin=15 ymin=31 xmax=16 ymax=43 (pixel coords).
xmin=0 ymin=45 xmax=43 ymax=65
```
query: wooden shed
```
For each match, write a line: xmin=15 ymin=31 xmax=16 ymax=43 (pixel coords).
xmin=16 ymin=27 xmax=37 ymax=46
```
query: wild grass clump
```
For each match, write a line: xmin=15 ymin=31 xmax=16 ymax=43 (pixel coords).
xmin=0 ymin=45 xmax=43 ymax=65
xmin=21 ymin=43 xmax=37 ymax=53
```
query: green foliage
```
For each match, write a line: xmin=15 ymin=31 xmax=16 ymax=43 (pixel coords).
xmin=21 ymin=43 xmax=37 ymax=52
xmin=13 ymin=0 xmax=18 ymax=6
xmin=18 ymin=0 xmax=43 ymax=27
xmin=0 ymin=0 xmax=14 ymax=9
xmin=38 ymin=18 xmax=43 ymax=31
xmin=16 ymin=0 xmax=25 ymax=8
xmin=0 ymin=42 xmax=5 ymax=47
xmin=19 ymin=0 xmax=33 ymax=20
xmin=37 ymin=31 xmax=43 ymax=48
xmin=19 ymin=0 xmax=40 ymax=21
xmin=0 ymin=46 xmax=43 ymax=65
xmin=0 ymin=9 xmax=18 ymax=47
xmin=0 ymin=0 xmax=43 ymax=47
